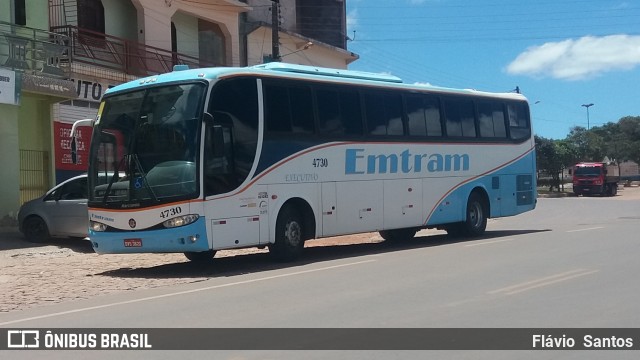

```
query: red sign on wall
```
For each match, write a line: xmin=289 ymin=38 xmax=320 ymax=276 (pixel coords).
xmin=54 ymin=121 xmax=93 ymax=171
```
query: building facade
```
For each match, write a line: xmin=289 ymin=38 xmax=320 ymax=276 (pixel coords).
xmin=0 ymin=0 xmax=357 ymax=222
xmin=244 ymin=0 xmax=357 ymax=67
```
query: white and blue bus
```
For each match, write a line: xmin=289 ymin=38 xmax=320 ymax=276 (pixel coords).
xmin=79 ymin=63 xmax=536 ymax=262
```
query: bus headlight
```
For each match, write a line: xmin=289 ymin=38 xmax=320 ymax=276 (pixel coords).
xmin=163 ymin=214 xmax=199 ymax=228
xmin=90 ymin=221 xmax=108 ymax=232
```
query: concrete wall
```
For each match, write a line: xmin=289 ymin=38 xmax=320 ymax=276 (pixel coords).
xmin=103 ymin=0 xmax=138 ymax=41
xmin=0 ymin=1 xmax=10 ymax=23
xmin=18 ymin=96 xmax=53 ymax=156
xmin=132 ymin=0 xmax=244 ymax=66
xmin=0 ymin=103 xmax=20 ymax=220
xmin=0 ymin=93 xmax=54 ymax=220
xmin=172 ymin=11 xmax=199 ymax=59
xmin=246 ymin=0 xmax=297 ymax=30
xmin=0 ymin=0 xmax=48 ymax=28
xmin=26 ymin=0 xmax=50 ymax=30
xmin=247 ymin=27 xmax=353 ymax=69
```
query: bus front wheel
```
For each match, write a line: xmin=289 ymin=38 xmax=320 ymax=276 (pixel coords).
xmin=184 ymin=250 xmax=216 ymax=263
xmin=269 ymin=205 xmax=305 ymax=262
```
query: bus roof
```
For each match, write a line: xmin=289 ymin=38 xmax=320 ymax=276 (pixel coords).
xmin=104 ymin=63 xmax=528 ymax=101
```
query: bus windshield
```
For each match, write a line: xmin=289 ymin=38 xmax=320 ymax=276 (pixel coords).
xmin=88 ymin=82 xmax=206 ymax=206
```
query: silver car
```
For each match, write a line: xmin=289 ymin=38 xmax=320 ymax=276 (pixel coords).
xmin=18 ymin=175 xmax=88 ymax=242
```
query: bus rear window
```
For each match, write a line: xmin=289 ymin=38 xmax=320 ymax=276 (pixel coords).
xmin=507 ymin=103 xmax=531 ymax=141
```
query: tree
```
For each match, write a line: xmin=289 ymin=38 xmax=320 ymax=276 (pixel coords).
xmin=535 ymin=136 xmax=577 ymax=191
xmin=616 ymin=116 xmax=640 ymax=164
xmin=566 ymin=126 xmax=606 ymax=161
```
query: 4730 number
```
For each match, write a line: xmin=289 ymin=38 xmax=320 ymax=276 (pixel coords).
xmin=312 ymin=158 xmax=328 ymax=168
xmin=160 ymin=206 xmax=182 ymax=219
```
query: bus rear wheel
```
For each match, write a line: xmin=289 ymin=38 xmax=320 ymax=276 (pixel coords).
xmin=446 ymin=192 xmax=488 ymax=237
xmin=379 ymin=228 xmax=417 ymax=243
xmin=462 ymin=192 xmax=488 ymax=236
xmin=269 ymin=204 xmax=305 ymax=262
xmin=184 ymin=250 xmax=216 ymax=263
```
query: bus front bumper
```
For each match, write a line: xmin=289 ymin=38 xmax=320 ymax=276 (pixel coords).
xmin=89 ymin=218 xmax=209 ymax=254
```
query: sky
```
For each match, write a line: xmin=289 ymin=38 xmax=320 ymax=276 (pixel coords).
xmin=344 ymin=0 xmax=640 ymax=139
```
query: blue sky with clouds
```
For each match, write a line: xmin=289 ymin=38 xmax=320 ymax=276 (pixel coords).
xmin=345 ymin=0 xmax=640 ymax=139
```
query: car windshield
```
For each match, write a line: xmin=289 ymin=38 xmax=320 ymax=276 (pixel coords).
xmin=574 ymin=166 xmax=601 ymax=177
xmin=88 ymin=83 xmax=206 ymax=205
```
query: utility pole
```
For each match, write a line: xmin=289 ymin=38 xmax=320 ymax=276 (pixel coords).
xmin=271 ymin=0 xmax=281 ymax=62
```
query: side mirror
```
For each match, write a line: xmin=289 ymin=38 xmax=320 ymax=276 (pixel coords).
xmin=70 ymin=118 xmax=95 ymax=165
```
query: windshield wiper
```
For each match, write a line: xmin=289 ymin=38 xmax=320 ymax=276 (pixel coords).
xmin=129 ymin=153 xmax=159 ymax=202
xmin=102 ymin=157 xmax=126 ymax=204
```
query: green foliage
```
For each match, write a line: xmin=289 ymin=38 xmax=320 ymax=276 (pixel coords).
xmin=536 ymin=116 xmax=640 ymax=190
xmin=535 ymin=135 xmax=578 ymax=190
xmin=562 ymin=116 xmax=640 ymax=164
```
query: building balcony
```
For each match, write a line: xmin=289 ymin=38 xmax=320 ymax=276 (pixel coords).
xmin=51 ymin=25 xmax=219 ymax=78
xmin=0 ymin=20 xmax=71 ymax=79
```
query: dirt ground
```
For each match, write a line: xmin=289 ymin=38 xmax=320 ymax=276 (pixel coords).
xmin=0 ymin=227 xmax=393 ymax=313
xmin=2 ymin=185 xmax=639 ymax=314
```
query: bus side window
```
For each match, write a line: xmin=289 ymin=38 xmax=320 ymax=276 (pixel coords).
xmin=264 ymin=84 xmax=292 ymax=132
xmin=289 ymin=86 xmax=314 ymax=134
xmin=477 ymin=101 xmax=507 ymax=138
xmin=406 ymin=94 xmax=442 ymax=137
xmin=264 ymin=83 xmax=314 ymax=135
xmin=317 ymin=89 xmax=343 ymax=135
xmin=364 ymin=91 xmax=403 ymax=136
xmin=444 ymin=97 xmax=476 ymax=138
xmin=507 ymin=103 xmax=531 ymax=141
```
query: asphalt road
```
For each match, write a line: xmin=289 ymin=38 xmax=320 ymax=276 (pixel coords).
xmin=2 ymin=191 xmax=639 ymax=359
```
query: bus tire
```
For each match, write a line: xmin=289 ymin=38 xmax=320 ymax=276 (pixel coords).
xmin=184 ymin=250 xmax=216 ymax=263
xmin=461 ymin=192 xmax=488 ymax=236
xmin=379 ymin=228 xmax=417 ymax=243
xmin=269 ymin=204 xmax=305 ymax=262
xmin=444 ymin=223 xmax=465 ymax=238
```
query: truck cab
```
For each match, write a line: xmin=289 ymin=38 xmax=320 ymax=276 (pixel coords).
xmin=572 ymin=162 xmax=619 ymax=196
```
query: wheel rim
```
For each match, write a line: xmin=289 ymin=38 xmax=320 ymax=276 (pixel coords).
xmin=469 ymin=202 xmax=483 ymax=229
xmin=285 ymin=221 xmax=302 ymax=246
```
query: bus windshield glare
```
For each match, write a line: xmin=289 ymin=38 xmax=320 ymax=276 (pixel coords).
xmin=88 ymin=83 xmax=206 ymax=205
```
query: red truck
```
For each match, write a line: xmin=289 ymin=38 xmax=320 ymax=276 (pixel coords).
xmin=572 ymin=162 xmax=620 ymax=196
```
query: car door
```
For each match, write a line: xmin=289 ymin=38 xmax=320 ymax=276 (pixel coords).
xmin=49 ymin=177 xmax=89 ymax=237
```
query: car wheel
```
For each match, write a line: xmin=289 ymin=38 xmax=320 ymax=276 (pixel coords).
xmin=23 ymin=216 xmax=50 ymax=243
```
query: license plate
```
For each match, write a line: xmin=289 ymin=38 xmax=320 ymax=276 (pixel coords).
xmin=124 ymin=238 xmax=142 ymax=247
